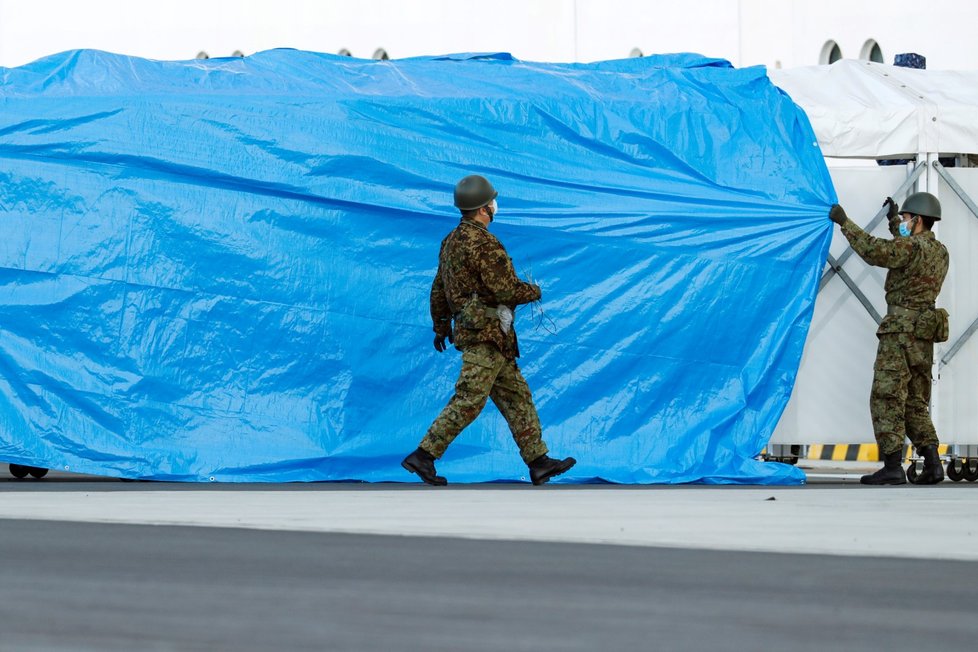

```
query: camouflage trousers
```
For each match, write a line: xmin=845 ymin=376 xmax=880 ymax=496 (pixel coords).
xmin=870 ymin=332 xmax=940 ymax=455
xmin=420 ymin=342 xmax=548 ymax=464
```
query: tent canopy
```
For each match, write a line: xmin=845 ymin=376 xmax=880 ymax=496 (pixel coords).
xmin=770 ymin=59 xmax=978 ymax=158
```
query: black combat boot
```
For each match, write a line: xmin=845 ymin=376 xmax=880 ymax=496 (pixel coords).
xmin=528 ymin=454 xmax=577 ymax=486
xmin=401 ymin=447 xmax=448 ymax=486
xmin=914 ymin=445 xmax=945 ymax=485
xmin=860 ymin=450 xmax=907 ymax=485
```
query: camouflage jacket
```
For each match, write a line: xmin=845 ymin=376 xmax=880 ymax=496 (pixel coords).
xmin=430 ymin=219 xmax=541 ymax=358
xmin=840 ymin=216 xmax=949 ymax=335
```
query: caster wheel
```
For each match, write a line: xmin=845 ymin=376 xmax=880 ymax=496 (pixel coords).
xmin=906 ymin=462 xmax=919 ymax=484
xmin=964 ymin=460 xmax=978 ymax=483
xmin=28 ymin=467 xmax=48 ymax=479
xmin=947 ymin=460 xmax=964 ymax=482
xmin=9 ymin=464 xmax=29 ymax=479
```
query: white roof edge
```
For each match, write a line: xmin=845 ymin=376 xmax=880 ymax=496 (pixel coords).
xmin=769 ymin=60 xmax=978 ymax=158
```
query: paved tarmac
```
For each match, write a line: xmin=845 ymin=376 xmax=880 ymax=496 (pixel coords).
xmin=1 ymin=464 xmax=977 ymax=651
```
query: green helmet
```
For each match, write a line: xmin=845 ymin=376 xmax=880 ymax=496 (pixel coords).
xmin=453 ymin=175 xmax=498 ymax=211
xmin=901 ymin=192 xmax=941 ymax=221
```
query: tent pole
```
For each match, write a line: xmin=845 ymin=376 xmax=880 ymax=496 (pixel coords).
xmin=932 ymin=160 xmax=978 ymax=369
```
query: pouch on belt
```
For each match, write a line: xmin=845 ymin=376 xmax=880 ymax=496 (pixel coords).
xmin=917 ymin=308 xmax=950 ymax=343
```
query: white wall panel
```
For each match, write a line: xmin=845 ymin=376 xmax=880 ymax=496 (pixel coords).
xmin=774 ymin=165 xmax=915 ymax=445
xmin=935 ymin=169 xmax=978 ymax=445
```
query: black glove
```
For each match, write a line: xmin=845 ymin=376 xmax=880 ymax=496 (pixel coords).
xmin=883 ymin=197 xmax=899 ymax=220
xmin=433 ymin=331 xmax=454 ymax=352
xmin=828 ymin=204 xmax=847 ymax=226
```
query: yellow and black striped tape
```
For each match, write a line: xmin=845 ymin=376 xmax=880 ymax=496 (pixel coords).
xmin=806 ymin=444 xmax=950 ymax=462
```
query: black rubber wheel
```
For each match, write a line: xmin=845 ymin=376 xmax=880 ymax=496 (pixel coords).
xmin=906 ymin=462 xmax=919 ymax=484
xmin=27 ymin=467 xmax=48 ymax=479
xmin=9 ymin=464 xmax=29 ymax=479
xmin=964 ymin=460 xmax=978 ymax=483
xmin=947 ymin=460 xmax=964 ymax=482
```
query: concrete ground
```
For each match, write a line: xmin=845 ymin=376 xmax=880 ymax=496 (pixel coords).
xmin=1 ymin=462 xmax=976 ymax=651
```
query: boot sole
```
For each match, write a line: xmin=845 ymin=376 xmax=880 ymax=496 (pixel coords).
xmin=859 ymin=477 xmax=907 ymax=485
xmin=401 ymin=460 xmax=448 ymax=486
xmin=532 ymin=458 xmax=577 ymax=486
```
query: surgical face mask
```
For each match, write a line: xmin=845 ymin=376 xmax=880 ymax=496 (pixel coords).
xmin=899 ymin=216 xmax=916 ymax=237
xmin=486 ymin=198 xmax=498 ymax=222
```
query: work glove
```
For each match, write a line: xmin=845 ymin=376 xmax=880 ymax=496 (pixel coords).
xmin=883 ymin=196 xmax=899 ymax=220
xmin=433 ymin=331 xmax=454 ymax=352
xmin=828 ymin=204 xmax=848 ymax=226
xmin=883 ymin=196 xmax=901 ymax=235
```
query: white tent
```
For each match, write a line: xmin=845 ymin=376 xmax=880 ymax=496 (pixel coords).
xmin=769 ymin=60 xmax=978 ymax=159
xmin=766 ymin=60 xmax=978 ymax=475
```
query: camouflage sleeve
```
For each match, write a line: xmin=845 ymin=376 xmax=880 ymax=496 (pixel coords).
xmin=887 ymin=215 xmax=901 ymax=238
xmin=429 ymin=268 xmax=452 ymax=336
xmin=475 ymin=240 xmax=542 ymax=306
xmin=840 ymin=217 xmax=914 ymax=269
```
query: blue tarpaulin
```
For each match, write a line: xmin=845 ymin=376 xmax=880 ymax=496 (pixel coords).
xmin=0 ymin=49 xmax=835 ymax=483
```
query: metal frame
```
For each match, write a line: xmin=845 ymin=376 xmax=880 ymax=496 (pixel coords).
xmin=932 ymin=160 xmax=978 ymax=369
xmin=817 ymin=162 xmax=925 ymax=325
xmin=773 ymin=161 xmax=978 ymax=466
xmin=823 ymin=254 xmax=883 ymax=323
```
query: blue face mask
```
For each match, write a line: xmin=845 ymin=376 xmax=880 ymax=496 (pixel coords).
xmin=899 ymin=221 xmax=912 ymax=237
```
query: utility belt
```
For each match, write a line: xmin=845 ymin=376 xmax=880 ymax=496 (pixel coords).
xmin=886 ymin=304 xmax=949 ymax=343
xmin=454 ymin=294 xmax=514 ymax=334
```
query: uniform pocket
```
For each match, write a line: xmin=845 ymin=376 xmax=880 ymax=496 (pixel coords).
xmin=878 ymin=314 xmax=914 ymax=335
xmin=871 ymin=335 xmax=911 ymax=399
xmin=460 ymin=345 xmax=500 ymax=369
xmin=913 ymin=310 xmax=938 ymax=341
xmin=456 ymin=295 xmax=489 ymax=330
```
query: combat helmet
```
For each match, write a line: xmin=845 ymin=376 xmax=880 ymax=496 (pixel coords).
xmin=453 ymin=175 xmax=498 ymax=211
xmin=901 ymin=192 xmax=942 ymax=221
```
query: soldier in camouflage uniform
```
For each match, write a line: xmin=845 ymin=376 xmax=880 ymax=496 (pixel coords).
xmin=829 ymin=193 xmax=949 ymax=485
xmin=401 ymin=175 xmax=576 ymax=486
